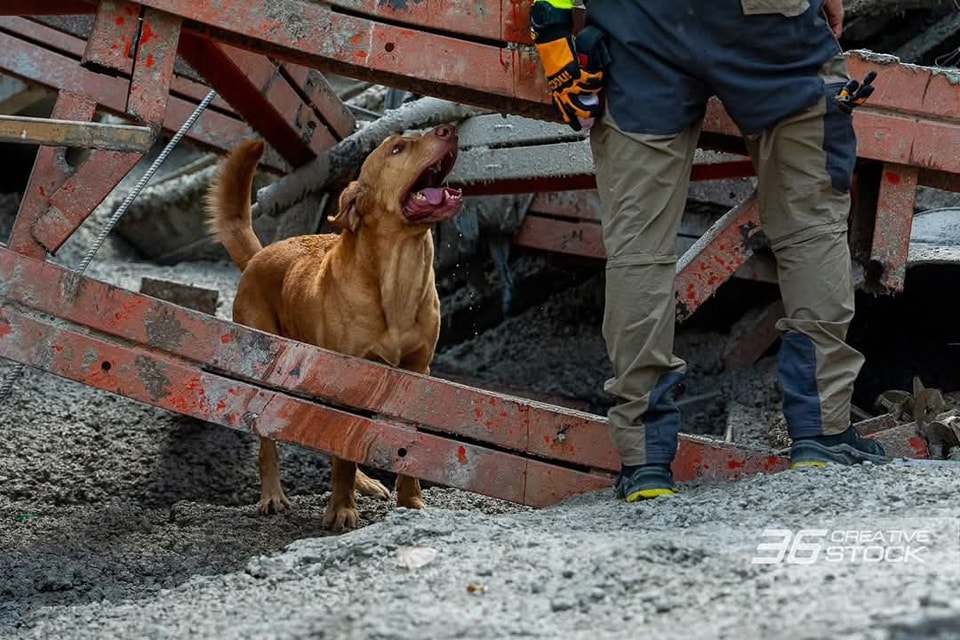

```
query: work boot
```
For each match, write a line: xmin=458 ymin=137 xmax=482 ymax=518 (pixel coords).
xmin=790 ymin=425 xmax=888 ymax=468
xmin=614 ymin=464 xmax=677 ymax=501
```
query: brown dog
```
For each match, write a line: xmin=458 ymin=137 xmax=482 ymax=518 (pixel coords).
xmin=206 ymin=124 xmax=464 ymax=531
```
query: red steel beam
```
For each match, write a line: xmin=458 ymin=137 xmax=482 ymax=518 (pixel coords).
xmin=674 ymin=195 xmax=762 ymax=322
xmin=871 ymin=163 xmax=918 ymax=292
xmin=722 ymin=299 xmax=785 ymax=370
xmin=224 ymin=50 xmax=349 ymax=151
xmin=133 ymin=0 xmax=554 ymax=119
xmin=126 ymin=7 xmax=180 ymax=125
xmin=1 ymin=16 xmax=234 ymax=112
xmin=528 ymin=191 xmax=604 ymax=220
xmin=28 ymin=9 xmax=183 ymax=255
xmin=280 ymin=61 xmax=356 ymax=141
xmin=0 ymin=0 xmax=96 ymax=15
xmin=81 ymin=0 xmax=141 ymax=75
xmin=0 ymin=17 xmax=349 ymax=166
xmin=178 ymin=32 xmax=321 ymax=167
xmin=701 ymin=64 xmax=960 ymax=176
xmin=0 ymin=22 xmax=262 ymax=162
xmin=7 ymin=8 xmax=957 ymax=181
xmin=0 ymin=247 xmax=794 ymax=483
xmin=7 ymin=91 xmax=96 ymax=259
xmin=128 ymin=2 xmax=960 ymax=174
xmin=0 ymin=304 xmax=612 ymax=508
xmin=26 ymin=3 xmax=956 ymax=175
xmin=918 ymin=168 xmax=960 ymax=193
xmin=454 ymin=160 xmax=755 ymax=198
xmin=513 ymin=215 xmax=605 ymax=259
xmin=31 ymin=150 xmax=143 ymax=254
xmin=322 ymin=0 xmax=509 ymax=43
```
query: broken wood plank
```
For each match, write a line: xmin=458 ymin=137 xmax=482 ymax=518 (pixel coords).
xmin=0 ymin=114 xmax=155 ymax=151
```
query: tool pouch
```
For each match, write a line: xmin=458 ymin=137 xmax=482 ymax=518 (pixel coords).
xmin=740 ymin=0 xmax=809 ymax=16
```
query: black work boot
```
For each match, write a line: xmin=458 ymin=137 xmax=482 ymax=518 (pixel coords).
xmin=614 ymin=464 xmax=678 ymax=501
xmin=790 ymin=425 xmax=888 ymax=468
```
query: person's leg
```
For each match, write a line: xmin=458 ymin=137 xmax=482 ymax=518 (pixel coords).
xmin=706 ymin=0 xmax=886 ymax=465
xmin=582 ymin=0 xmax=712 ymax=497
xmin=740 ymin=57 xmax=885 ymax=466
xmin=589 ymin=113 xmax=702 ymax=499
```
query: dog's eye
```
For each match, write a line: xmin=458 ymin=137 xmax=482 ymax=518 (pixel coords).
xmin=391 ymin=143 xmax=404 ymax=155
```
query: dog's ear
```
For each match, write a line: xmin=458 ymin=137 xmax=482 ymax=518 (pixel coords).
xmin=329 ymin=181 xmax=362 ymax=233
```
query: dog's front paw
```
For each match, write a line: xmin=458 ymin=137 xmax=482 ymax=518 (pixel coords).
xmin=323 ymin=503 xmax=359 ymax=532
xmin=257 ymin=492 xmax=292 ymax=515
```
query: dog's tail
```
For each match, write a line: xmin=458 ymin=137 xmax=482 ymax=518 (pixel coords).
xmin=205 ymin=139 xmax=266 ymax=272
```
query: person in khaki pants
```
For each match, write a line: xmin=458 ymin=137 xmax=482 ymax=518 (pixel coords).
xmin=528 ymin=0 xmax=886 ymax=501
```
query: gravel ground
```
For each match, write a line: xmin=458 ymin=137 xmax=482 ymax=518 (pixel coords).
xmin=7 ymin=455 xmax=960 ymax=640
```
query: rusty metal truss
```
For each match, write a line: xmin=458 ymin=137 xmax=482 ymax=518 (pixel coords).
xmin=0 ymin=0 xmax=952 ymax=508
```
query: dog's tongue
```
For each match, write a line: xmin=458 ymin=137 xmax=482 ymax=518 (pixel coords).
xmin=420 ymin=187 xmax=445 ymax=206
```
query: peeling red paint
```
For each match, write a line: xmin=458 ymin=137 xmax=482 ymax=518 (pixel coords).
xmin=908 ymin=437 xmax=928 ymax=456
xmin=139 ymin=22 xmax=157 ymax=46
xmin=220 ymin=334 xmax=232 ymax=343
xmin=116 ymin=16 xmax=125 ymax=26
xmin=885 ymin=171 xmax=901 ymax=185
xmin=457 ymin=446 xmax=467 ymax=464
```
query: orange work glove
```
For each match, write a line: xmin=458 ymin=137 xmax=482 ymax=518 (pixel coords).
xmin=529 ymin=1 xmax=603 ymax=131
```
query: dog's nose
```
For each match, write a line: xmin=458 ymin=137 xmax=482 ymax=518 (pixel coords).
xmin=434 ymin=124 xmax=456 ymax=139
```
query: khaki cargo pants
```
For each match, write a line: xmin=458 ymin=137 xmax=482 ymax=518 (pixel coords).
xmin=585 ymin=0 xmax=865 ymax=466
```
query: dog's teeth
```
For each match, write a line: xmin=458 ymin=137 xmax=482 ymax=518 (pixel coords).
xmin=414 ymin=192 xmax=426 ymax=200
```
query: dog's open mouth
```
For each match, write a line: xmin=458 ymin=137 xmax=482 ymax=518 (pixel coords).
xmin=402 ymin=147 xmax=463 ymax=223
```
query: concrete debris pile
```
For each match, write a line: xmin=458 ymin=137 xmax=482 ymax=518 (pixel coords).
xmin=875 ymin=377 xmax=960 ymax=459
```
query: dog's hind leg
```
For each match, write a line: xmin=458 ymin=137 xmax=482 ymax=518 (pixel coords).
xmin=354 ymin=469 xmax=390 ymax=499
xmin=233 ymin=296 xmax=291 ymax=515
xmin=324 ymin=457 xmax=360 ymax=532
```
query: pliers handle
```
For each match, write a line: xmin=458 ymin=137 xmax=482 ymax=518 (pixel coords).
xmin=836 ymin=71 xmax=877 ymax=113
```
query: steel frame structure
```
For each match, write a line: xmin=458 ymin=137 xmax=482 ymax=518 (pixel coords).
xmin=0 ymin=0 xmax=952 ymax=507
